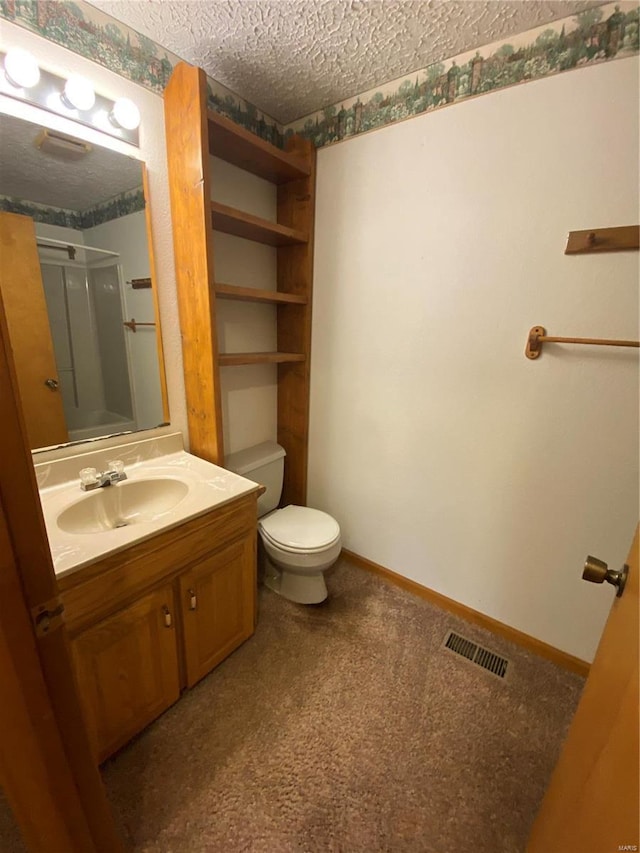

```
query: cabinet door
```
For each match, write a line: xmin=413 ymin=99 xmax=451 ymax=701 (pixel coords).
xmin=180 ymin=534 xmax=256 ymax=687
xmin=71 ymin=584 xmax=180 ymax=762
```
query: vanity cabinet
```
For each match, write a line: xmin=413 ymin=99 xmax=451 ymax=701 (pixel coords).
xmin=70 ymin=583 xmax=181 ymax=761
xmin=59 ymin=492 xmax=257 ymax=762
xmin=180 ymin=536 xmax=256 ymax=687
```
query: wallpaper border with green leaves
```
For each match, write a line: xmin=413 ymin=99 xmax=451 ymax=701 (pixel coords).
xmin=287 ymin=2 xmax=639 ymax=147
xmin=0 ymin=185 xmax=145 ymax=228
xmin=1 ymin=0 xmax=637 ymax=152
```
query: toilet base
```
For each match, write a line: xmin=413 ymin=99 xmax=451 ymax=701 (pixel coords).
xmin=264 ymin=557 xmax=328 ymax=604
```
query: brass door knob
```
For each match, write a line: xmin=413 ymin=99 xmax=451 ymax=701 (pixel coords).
xmin=583 ymin=555 xmax=629 ymax=597
xmin=583 ymin=555 xmax=608 ymax=583
xmin=44 ymin=378 xmax=59 ymax=390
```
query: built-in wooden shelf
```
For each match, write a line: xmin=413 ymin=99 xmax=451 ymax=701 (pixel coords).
xmin=215 ymin=283 xmax=308 ymax=305
xmin=211 ymin=201 xmax=307 ymax=247
xmin=207 ymin=110 xmax=310 ymax=185
xmin=166 ymin=63 xmax=315 ymax=504
xmin=219 ymin=352 xmax=306 ymax=366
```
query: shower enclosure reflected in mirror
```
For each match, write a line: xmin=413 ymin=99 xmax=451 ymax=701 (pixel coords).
xmin=0 ymin=112 xmax=168 ymax=450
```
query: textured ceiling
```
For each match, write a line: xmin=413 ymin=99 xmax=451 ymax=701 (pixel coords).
xmin=0 ymin=113 xmax=142 ymax=209
xmin=89 ymin=0 xmax=606 ymax=124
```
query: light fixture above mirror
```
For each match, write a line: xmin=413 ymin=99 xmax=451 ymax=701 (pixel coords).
xmin=62 ymin=75 xmax=96 ymax=112
xmin=0 ymin=49 xmax=140 ymax=146
xmin=4 ymin=47 xmax=40 ymax=89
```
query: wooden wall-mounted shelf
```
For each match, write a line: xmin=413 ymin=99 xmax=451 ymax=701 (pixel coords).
xmin=219 ymin=352 xmax=306 ymax=366
xmin=165 ymin=62 xmax=316 ymax=506
xmin=565 ymin=225 xmax=639 ymax=255
xmin=216 ymin=283 xmax=308 ymax=305
xmin=211 ymin=201 xmax=307 ymax=247
xmin=207 ymin=111 xmax=310 ymax=184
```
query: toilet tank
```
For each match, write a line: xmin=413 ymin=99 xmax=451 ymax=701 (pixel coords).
xmin=225 ymin=441 xmax=286 ymax=517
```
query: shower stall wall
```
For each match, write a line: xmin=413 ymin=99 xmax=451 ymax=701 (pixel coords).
xmin=40 ymin=259 xmax=136 ymax=442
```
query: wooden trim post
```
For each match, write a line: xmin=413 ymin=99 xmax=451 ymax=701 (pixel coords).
xmin=0 ymin=279 xmax=123 ymax=850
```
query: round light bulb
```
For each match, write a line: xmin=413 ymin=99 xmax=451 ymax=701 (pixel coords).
xmin=4 ymin=48 xmax=40 ymax=89
xmin=62 ymin=75 xmax=95 ymax=111
xmin=110 ymin=97 xmax=140 ymax=131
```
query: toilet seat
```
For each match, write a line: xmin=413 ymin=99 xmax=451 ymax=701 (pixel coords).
xmin=260 ymin=529 xmax=341 ymax=555
xmin=259 ymin=505 xmax=340 ymax=554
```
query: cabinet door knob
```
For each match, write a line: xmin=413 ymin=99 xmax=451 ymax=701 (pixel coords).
xmin=162 ymin=605 xmax=172 ymax=628
xmin=188 ymin=589 xmax=197 ymax=611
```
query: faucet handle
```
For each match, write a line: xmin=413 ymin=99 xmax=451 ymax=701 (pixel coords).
xmin=106 ymin=460 xmax=127 ymax=483
xmin=79 ymin=467 xmax=98 ymax=487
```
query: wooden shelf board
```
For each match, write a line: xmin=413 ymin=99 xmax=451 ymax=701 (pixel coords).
xmin=215 ymin=283 xmax=307 ymax=305
xmin=219 ymin=352 xmax=305 ymax=366
xmin=207 ymin=110 xmax=310 ymax=184
xmin=211 ymin=201 xmax=307 ymax=247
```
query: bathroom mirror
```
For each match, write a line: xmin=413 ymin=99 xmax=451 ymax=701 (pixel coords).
xmin=0 ymin=112 xmax=168 ymax=451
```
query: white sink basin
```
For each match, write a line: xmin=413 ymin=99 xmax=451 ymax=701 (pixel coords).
xmin=57 ymin=478 xmax=189 ymax=534
xmin=34 ymin=434 xmax=259 ymax=579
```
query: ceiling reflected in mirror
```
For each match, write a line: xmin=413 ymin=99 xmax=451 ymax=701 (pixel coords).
xmin=1 ymin=115 xmax=141 ymax=209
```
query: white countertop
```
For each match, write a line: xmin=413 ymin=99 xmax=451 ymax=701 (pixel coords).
xmin=36 ymin=436 xmax=258 ymax=579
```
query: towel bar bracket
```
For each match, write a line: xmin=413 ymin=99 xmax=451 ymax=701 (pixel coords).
xmin=525 ymin=326 xmax=546 ymax=359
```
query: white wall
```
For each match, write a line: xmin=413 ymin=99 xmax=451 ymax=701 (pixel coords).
xmin=35 ymin=221 xmax=85 ymax=245
xmin=0 ymin=20 xmax=188 ymax=445
xmin=309 ymin=58 xmax=639 ymax=662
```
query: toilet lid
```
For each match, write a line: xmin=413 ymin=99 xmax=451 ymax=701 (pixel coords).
xmin=260 ymin=505 xmax=340 ymax=552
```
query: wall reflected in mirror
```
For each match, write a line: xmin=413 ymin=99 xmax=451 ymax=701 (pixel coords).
xmin=0 ymin=112 xmax=168 ymax=451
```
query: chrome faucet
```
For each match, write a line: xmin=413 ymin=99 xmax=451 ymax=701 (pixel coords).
xmin=79 ymin=460 xmax=127 ymax=491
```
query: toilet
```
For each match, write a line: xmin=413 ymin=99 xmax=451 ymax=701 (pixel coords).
xmin=225 ymin=441 xmax=341 ymax=604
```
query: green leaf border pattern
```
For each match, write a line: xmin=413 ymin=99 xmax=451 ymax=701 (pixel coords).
xmin=0 ymin=185 xmax=145 ymax=227
xmin=1 ymin=1 xmax=637 ymax=151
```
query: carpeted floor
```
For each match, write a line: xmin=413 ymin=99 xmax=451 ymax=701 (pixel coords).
xmin=1 ymin=558 xmax=585 ymax=852
xmin=103 ymin=558 xmax=584 ymax=852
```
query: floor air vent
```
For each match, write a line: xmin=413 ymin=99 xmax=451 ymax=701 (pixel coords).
xmin=443 ymin=631 xmax=510 ymax=680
